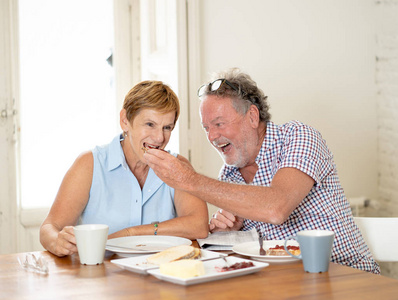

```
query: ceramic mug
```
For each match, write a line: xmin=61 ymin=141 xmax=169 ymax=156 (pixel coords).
xmin=284 ymin=229 xmax=335 ymax=273
xmin=74 ymin=224 xmax=109 ymax=265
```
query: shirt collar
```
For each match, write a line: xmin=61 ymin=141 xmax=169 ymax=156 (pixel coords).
xmin=255 ymin=121 xmax=278 ymax=163
xmin=107 ymin=134 xmax=164 ymax=198
xmin=108 ymin=133 xmax=129 ymax=171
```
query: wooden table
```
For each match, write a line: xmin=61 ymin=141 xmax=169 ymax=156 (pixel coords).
xmin=1 ymin=248 xmax=398 ymax=300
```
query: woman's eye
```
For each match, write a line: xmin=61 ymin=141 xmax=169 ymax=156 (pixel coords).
xmin=146 ymin=122 xmax=154 ymax=127
xmin=163 ymin=126 xmax=173 ymax=131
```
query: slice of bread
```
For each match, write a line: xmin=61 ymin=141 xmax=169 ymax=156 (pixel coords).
xmin=146 ymin=245 xmax=200 ymax=265
xmin=159 ymin=259 xmax=205 ymax=279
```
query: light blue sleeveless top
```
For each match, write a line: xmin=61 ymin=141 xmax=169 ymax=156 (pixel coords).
xmin=79 ymin=134 xmax=177 ymax=234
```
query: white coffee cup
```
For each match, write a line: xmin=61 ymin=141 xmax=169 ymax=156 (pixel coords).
xmin=284 ymin=229 xmax=335 ymax=273
xmin=74 ymin=224 xmax=109 ymax=265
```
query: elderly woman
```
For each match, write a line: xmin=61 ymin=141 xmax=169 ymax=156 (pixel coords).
xmin=40 ymin=81 xmax=209 ymax=257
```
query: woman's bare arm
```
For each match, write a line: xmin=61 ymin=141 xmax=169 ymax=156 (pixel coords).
xmin=39 ymin=151 xmax=93 ymax=257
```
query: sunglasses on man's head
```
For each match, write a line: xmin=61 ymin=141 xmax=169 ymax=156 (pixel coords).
xmin=197 ymin=78 xmax=239 ymax=97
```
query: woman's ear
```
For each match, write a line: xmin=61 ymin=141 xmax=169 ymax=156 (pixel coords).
xmin=120 ymin=109 xmax=129 ymax=131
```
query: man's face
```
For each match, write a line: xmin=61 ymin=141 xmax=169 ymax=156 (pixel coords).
xmin=200 ymin=95 xmax=258 ymax=168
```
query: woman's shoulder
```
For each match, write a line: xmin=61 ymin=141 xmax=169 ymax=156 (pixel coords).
xmin=73 ymin=151 xmax=94 ymax=170
xmin=63 ymin=151 xmax=94 ymax=185
xmin=92 ymin=135 xmax=119 ymax=154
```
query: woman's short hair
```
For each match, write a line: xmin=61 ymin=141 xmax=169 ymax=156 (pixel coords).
xmin=201 ymin=68 xmax=271 ymax=123
xmin=123 ymin=80 xmax=180 ymax=124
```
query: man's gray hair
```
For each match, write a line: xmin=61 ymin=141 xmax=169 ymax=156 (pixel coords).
xmin=201 ymin=68 xmax=271 ymax=123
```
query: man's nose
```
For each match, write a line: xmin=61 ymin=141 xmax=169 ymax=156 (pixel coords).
xmin=207 ymin=127 xmax=220 ymax=142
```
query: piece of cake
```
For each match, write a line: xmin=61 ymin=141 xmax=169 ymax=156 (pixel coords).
xmin=146 ymin=245 xmax=200 ymax=265
xmin=266 ymin=245 xmax=301 ymax=256
xmin=159 ymin=259 xmax=205 ymax=279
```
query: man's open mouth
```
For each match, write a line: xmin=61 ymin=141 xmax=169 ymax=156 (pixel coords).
xmin=214 ymin=142 xmax=231 ymax=153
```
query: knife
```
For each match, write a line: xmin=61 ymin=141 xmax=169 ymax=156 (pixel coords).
xmin=259 ymin=236 xmax=266 ymax=256
xmin=106 ymin=244 xmax=151 ymax=252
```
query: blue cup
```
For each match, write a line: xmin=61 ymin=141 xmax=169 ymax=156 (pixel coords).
xmin=284 ymin=230 xmax=334 ymax=273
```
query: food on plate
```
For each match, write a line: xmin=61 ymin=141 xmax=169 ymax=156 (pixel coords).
xmin=266 ymin=245 xmax=300 ymax=256
xmin=215 ymin=261 xmax=255 ymax=272
xmin=159 ymin=259 xmax=205 ymax=279
xmin=146 ymin=245 xmax=200 ymax=265
xmin=141 ymin=142 xmax=168 ymax=153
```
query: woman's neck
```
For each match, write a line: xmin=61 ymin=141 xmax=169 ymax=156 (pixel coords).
xmin=121 ymin=139 xmax=149 ymax=189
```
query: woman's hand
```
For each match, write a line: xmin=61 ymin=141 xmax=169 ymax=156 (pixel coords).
xmin=52 ymin=226 xmax=78 ymax=257
xmin=209 ymin=209 xmax=244 ymax=233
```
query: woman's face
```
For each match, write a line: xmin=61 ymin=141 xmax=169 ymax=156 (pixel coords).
xmin=123 ymin=108 xmax=176 ymax=163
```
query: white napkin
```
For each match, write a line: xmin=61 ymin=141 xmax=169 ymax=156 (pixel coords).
xmin=197 ymin=228 xmax=258 ymax=251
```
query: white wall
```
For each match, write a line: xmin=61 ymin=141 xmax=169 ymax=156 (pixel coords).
xmin=0 ymin=0 xmax=19 ymax=254
xmin=192 ymin=0 xmax=378 ymax=201
xmin=376 ymin=0 xmax=398 ymax=216
xmin=375 ymin=0 xmax=398 ymax=280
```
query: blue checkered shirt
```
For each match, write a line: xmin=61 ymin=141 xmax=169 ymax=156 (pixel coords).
xmin=219 ymin=121 xmax=380 ymax=274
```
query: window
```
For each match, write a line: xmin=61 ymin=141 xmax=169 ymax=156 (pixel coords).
xmin=140 ymin=0 xmax=179 ymax=156
xmin=19 ymin=0 xmax=117 ymax=208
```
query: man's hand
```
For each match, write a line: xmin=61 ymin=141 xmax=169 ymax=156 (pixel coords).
xmin=143 ymin=149 xmax=196 ymax=191
xmin=209 ymin=209 xmax=244 ymax=233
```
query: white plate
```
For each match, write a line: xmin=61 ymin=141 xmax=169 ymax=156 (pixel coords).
xmin=147 ymin=256 xmax=269 ymax=286
xmin=106 ymin=236 xmax=192 ymax=257
xmin=111 ymin=250 xmax=227 ymax=274
xmin=232 ymin=240 xmax=300 ymax=264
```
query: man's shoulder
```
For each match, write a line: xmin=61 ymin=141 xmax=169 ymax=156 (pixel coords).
xmin=274 ymin=120 xmax=320 ymax=138
xmin=277 ymin=120 xmax=308 ymax=131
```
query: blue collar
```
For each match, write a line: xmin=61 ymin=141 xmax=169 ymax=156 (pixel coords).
xmin=107 ymin=133 xmax=128 ymax=172
xmin=107 ymin=134 xmax=165 ymax=200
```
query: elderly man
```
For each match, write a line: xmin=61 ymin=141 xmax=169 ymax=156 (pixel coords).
xmin=144 ymin=68 xmax=380 ymax=274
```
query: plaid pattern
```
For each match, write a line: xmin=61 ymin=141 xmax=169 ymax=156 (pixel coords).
xmin=219 ymin=121 xmax=380 ymax=274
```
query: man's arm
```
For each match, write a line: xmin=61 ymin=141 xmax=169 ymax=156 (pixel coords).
xmin=144 ymin=150 xmax=315 ymax=225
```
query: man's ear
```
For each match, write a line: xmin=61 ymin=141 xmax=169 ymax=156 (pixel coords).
xmin=248 ymin=104 xmax=260 ymax=128
xmin=120 ymin=109 xmax=129 ymax=131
